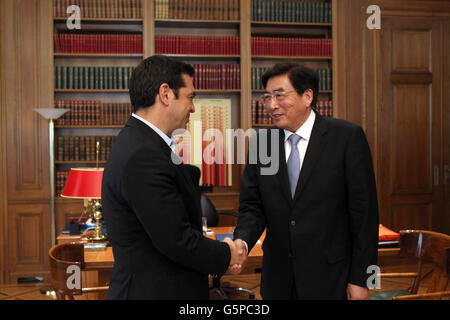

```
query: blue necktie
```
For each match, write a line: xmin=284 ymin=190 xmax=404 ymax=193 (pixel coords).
xmin=287 ymin=134 xmax=301 ymax=198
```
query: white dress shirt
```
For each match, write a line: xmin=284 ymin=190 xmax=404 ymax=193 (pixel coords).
xmin=283 ymin=110 xmax=316 ymax=169
xmin=132 ymin=113 xmax=175 ymax=152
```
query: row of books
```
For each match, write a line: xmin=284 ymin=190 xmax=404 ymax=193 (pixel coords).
xmin=54 ymin=100 xmax=133 ymax=126
xmin=252 ymin=67 xmax=332 ymax=91
xmin=54 ymin=66 xmax=135 ymax=90
xmin=252 ymin=37 xmax=332 ymax=57
xmin=317 ymin=69 xmax=332 ymax=91
xmin=56 ymin=171 xmax=70 ymax=196
xmin=155 ymin=36 xmax=240 ymax=55
xmin=251 ymin=100 xmax=273 ymax=126
xmin=316 ymin=100 xmax=333 ymax=117
xmin=53 ymin=0 xmax=142 ymax=19
xmin=56 ymin=135 xmax=117 ymax=161
xmin=252 ymin=0 xmax=332 ymax=23
xmin=192 ymin=64 xmax=240 ymax=90
xmin=54 ymin=33 xmax=143 ymax=54
xmin=155 ymin=0 xmax=240 ymax=20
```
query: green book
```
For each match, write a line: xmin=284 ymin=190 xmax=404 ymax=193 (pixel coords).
xmin=56 ymin=66 xmax=62 ymax=89
xmin=89 ymin=67 xmax=94 ymax=90
xmin=108 ymin=67 xmax=113 ymax=89
xmin=123 ymin=67 xmax=129 ymax=90
xmin=94 ymin=67 xmax=99 ymax=89
xmin=99 ymin=67 xmax=104 ymax=90
xmin=67 ymin=66 xmax=73 ymax=89
xmin=251 ymin=67 xmax=255 ymax=90
xmin=118 ymin=67 xmax=123 ymax=89
xmin=78 ymin=67 xmax=84 ymax=90
xmin=328 ymin=69 xmax=332 ymax=91
xmin=112 ymin=67 xmax=117 ymax=90
xmin=73 ymin=67 xmax=78 ymax=89
xmin=84 ymin=67 xmax=89 ymax=89
xmin=319 ymin=2 xmax=323 ymax=23
xmin=128 ymin=67 xmax=133 ymax=88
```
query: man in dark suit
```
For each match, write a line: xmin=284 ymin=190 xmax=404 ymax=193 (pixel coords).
xmin=233 ymin=63 xmax=379 ymax=300
xmin=102 ymin=55 xmax=244 ymax=300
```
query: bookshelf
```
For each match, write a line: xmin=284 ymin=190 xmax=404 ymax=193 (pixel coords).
xmin=154 ymin=0 xmax=242 ymax=194
xmin=51 ymin=0 xmax=336 ymax=221
xmin=250 ymin=0 xmax=334 ymax=127
xmin=52 ymin=0 xmax=145 ymax=205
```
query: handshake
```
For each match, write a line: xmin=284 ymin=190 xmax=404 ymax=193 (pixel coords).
xmin=223 ymin=238 xmax=247 ymax=275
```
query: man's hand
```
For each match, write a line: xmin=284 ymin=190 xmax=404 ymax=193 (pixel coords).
xmin=223 ymin=238 xmax=247 ymax=275
xmin=347 ymin=283 xmax=369 ymax=300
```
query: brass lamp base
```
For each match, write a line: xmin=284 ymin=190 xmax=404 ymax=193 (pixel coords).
xmin=86 ymin=199 xmax=107 ymax=242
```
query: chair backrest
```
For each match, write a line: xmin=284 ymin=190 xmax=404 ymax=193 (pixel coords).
xmin=200 ymin=193 xmax=219 ymax=227
xmin=399 ymin=230 xmax=450 ymax=293
xmin=48 ymin=242 xmax=85 ymax=299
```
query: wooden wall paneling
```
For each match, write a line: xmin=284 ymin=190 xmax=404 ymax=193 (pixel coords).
xmin=392 ymin=203 xmax=433 ymax=231
xmin=7 ymin=203 xmax=51 ymax=280
xmin=1 ymin=0 xmax=54 ymax=283
xmin=334 ymin=0 xmax=450 ymax=233
xmin=5 ymin=0 xmax=51 ymax=201
xmin=380 ymin=17 xmax=442 ymax=231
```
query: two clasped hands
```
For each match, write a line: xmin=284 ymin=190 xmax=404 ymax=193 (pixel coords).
xmin=223 ymin=238 xmax=247 ymax=275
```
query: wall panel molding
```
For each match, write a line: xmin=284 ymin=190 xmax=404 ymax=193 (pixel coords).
xmin=0 ymin=0 xmax=53 ymax=283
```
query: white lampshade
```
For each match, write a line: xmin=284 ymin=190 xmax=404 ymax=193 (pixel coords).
xmin=34 ymin=108 xmax=70 ymax=120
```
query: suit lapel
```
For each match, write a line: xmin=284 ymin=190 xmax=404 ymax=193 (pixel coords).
xmin=293 ymin=113 xmax=328 ymax=203
xmin=275 ymin=128 xmax=294 ymax=206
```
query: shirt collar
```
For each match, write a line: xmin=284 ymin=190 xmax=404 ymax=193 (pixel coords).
xmin=284 ymin=110 xmax=316 ymax=142
xmin=131 ymin=113 xmax=175 ymax=150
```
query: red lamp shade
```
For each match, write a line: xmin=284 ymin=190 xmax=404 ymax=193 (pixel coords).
xmin=61 ymin=168 xmax=104 ymax=199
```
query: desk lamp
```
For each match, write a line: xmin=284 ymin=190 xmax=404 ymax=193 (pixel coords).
xmin=61 ymin=142 xmax=106 ymax=241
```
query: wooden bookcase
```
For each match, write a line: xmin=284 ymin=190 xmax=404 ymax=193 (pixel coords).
xmin=52 ymin=0 xmax=336 ymax=231
xmin=52 ymin=0 xmax=147 ymax=232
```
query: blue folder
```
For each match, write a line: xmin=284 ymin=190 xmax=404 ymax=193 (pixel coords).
xmin=215 ymin=233 xmax=233 ymax=241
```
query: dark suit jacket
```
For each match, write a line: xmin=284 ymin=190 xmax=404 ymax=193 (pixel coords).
xmin=234 ymin=112 xmax=379 ymax=299
xmin=102 ymin=116 xmax=230 ymax=300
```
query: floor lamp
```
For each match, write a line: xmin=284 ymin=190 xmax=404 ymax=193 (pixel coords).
xmin=34 ymin=108 xmax=70 ymax=246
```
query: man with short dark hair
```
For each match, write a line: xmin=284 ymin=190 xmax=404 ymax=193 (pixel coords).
xmin=102 ymin=55 xmax=244 ymax=299
xmin=233 ymin=63 xmax=379 ymax=300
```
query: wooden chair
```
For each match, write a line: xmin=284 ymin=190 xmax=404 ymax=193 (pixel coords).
xmin=48 ymin=242 xmax=109 ymax=300
xmin=370 ymin=230 xmax=450 ymax=300
xmin=393 ymin=247 xmax=450 ymax=300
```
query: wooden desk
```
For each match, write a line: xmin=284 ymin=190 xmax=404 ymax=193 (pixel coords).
xmin=57 ymin=227 xmax=398 ymax=272
xmin=56 ymin=228 xmax=399 ymax=299
xmin=57 ymin=226 xmax=264 ymax=273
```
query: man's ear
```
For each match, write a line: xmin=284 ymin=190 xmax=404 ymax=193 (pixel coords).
xmin=159 ymin=83 xmax=171 ymax=105
xmin=303 ymin=89 xmax=314 ymax=107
